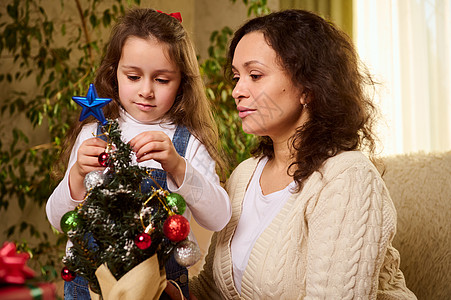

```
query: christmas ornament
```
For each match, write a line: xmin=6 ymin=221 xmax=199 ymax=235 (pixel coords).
xmin=166 ymin=193 xmax=186 ymax=215
xmin=134 ymin=232 xmax=152 ymax=250
xmin=0 ymin=242 xmax=35 ymax=284
xmin=72 ymin=83 xmax=112 ymax=125
xmin=84 ymin=170 xmax=105 ymax=190
xmin=61 ymin=266 xmax=76 ymax=281
xmin=98 ymin=152 xmax=109 ymax=167
xmin=62 ymin=117 xmax=189 ymax=296
xmin=60 ymin=210 xmax=79 ymax=233
xmin=163 ymin=215 xmax=190 ymax=242
xmin=174 ymin=240 xmax=201 ymax=267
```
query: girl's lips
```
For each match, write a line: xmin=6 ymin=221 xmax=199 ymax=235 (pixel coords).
xmin=237 ymin=106 xmax=256 ymax=118
xmin=136 ymin=103 xmax=156 ymax=111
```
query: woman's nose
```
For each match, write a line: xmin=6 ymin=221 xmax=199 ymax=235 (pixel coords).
xmin=232 ymin=78 xmax=250 ymax=103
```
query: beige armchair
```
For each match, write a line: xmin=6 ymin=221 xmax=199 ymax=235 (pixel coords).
xmin=381 ymin=151 xmax=451 ymax=300
xmin=190 ymin=151 xmax=451 ymax=299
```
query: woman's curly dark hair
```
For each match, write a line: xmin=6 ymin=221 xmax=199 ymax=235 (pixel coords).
xmin=227 ymin=9 xmax=379 ymax=190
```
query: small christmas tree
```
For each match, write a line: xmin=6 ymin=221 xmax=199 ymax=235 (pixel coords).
xmin=59 ymin=85 xmax=197 ymax=296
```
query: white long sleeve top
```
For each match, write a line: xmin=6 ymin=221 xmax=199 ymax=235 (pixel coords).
xmin=46 ymin=111 xmax=231 ymax=241
xmin=231 ymin=156 xmax=296 ymax=293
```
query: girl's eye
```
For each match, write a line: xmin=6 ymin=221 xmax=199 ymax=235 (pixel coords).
xmin=156 ymin=78 xmax=169 ymax=84
xmin=232 ymin=76 xmax=239 ymax=83
xmin=127 ymin=75 xmax=140 ymax=81
xmin=250 ymin=74 xmax=261 ymax=80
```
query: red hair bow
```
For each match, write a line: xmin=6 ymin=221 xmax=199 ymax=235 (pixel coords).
xmin=156 ymin=10 xmax=182 ymax=23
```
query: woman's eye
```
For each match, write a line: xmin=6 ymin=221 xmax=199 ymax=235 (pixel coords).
xmin=250 ymin=74 xmax=261 ymax=80
xmin=232 ymin=76 xmax=239 ymax=83
xmin=127 ymin=75 xmax=140 ymax=81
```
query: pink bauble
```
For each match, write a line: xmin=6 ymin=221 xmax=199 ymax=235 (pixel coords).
xmin=98 ymin=152 xmax=109 ymax=167
xmin=134 ymin=232 xmax=152 ymax=250
xmin=61 ymin=266 xmax=76 ymax=281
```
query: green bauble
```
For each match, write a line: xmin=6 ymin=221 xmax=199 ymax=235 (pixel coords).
xmin=60 ymin=210 xmax=79 ymax=233
xmin=166 ymin=193 xmax=186 ymax=215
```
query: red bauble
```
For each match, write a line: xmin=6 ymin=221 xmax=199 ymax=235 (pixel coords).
xmin=163 ymin=215 xmax=190 ymax=242
xmin=61 ymin=266 xmax=76 ymax=282
xmin=98 ymin=152 xmax=109 ymax=167
xmin=134 ymin=232 xmax=152 ymax=249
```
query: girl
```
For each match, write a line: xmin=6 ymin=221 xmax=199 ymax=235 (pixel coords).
xmin=190 ymin=10 xmax=417 ymax=299
xmin=46 ymin=8 xmax=231 ymax=300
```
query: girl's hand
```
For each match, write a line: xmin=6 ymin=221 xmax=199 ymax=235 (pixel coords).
xmin=129 ymin=131 xmax=186 ymax=186
xmin=69 ymin=137 xmax=108 ymax=200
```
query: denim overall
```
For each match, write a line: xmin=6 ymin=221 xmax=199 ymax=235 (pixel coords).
xmin=64 ymin=125 xmax=191 ymax=299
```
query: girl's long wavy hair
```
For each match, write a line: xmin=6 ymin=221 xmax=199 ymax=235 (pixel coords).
xmin=227 ymin=9 xmax=379 ymax=190
xmin=56 ymin=8 xmax=226 ymax=180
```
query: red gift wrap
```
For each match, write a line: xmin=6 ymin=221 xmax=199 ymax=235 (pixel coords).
xmin=0 ymin=242 xmax=57 ymax=299
xmin=0 ymin=282 xmax=56 ymax=300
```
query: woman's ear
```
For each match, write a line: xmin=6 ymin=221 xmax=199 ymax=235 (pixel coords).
xmin=300 ymin=88 xmax=311 ymax=106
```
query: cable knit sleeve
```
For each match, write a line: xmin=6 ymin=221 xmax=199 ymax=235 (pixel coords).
xmin=305 ymin=161 xmax=392 ymax=299
xmin=189 ymin=232 xmax=223 ymax=299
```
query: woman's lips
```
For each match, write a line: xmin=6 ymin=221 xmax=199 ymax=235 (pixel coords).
xmin=237 ymin=106 xmax=256 ymax=118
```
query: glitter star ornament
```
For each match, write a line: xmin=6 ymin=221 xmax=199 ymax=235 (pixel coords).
xmin=72 ymin=84 xmax=112 ymax=125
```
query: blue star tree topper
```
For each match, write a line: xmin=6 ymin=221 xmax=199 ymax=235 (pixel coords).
xmin=72 ymin=84 xmax=112 ymax=125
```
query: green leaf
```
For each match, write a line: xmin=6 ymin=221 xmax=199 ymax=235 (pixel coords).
xmin=6 ymin=225 xmax=15 ymax=237
xmin=7 ymin=4 xmax=18 ymax=19
xmin=90 ymin=14 xmax=97 ymax=28
xmin=20 ymin=221 xmax=28 ymax=232
xmin=4 ymin=24 xmax=17 ymax=51
xmin=102 ymin=9 xmax=111 ymax=27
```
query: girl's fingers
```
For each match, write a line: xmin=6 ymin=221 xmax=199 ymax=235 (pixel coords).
xmin=135 ymin=141 xmax=169 ymax=159
xmin=83 ymin=137 xmax=108 ymax=148
xmin=77 ymin=137 xmax=110 ymax=172
xmin=137 ymin=150 xmax=169 ymax=163
xmin=129 ymin=131 xmax=167 ymax=152
xmin=78 ymin=155 xmax=105 ymax=167
xmin=79 ymin=138 xmax=108 ymax=156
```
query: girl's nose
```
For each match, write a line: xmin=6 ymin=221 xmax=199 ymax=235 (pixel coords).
xmin=232 ymin=78 xmax=250 ymax=104
xmin=139 ymin=81 xmax=154 ymax=99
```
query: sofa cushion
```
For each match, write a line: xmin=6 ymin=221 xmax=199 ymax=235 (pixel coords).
xmin=381 ymin=151 xmax=451 ymax=300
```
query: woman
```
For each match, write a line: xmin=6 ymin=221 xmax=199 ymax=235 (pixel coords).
xmin=189 ymin=9 xmax=416 ymax=299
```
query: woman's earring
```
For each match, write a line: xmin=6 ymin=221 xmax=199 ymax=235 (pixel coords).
xmin=303 ymin=103 xmax=308 ymax=109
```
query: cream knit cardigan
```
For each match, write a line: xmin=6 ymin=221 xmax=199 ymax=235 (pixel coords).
xmin=190 ymin=151 xmax=417 ymax=299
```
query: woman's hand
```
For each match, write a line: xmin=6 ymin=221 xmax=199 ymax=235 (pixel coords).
xmin=163 ymin=280 xmax=186 ymax=300
xmin=69 ymin=137 xmax=107 ymax=200
xmin=129 ymin=131 xmax=186 ymax=186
